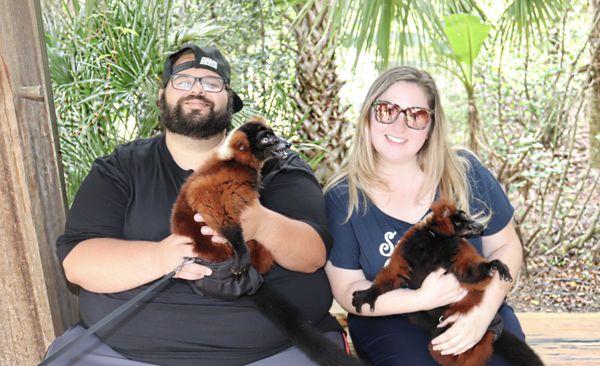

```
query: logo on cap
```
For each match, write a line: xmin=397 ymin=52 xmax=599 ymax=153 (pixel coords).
xmin=200 ymin=57 xmax=218 ymax=70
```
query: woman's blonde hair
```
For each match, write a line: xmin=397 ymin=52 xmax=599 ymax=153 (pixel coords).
xmin=325 ymin=66 xmax=473 ymax=221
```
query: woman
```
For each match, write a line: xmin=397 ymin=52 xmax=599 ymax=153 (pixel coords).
xmin=324 ymin=66 xmax=525 ymax=365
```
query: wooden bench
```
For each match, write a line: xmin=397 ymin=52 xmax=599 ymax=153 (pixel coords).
xmin=330 ymin=303 xmax=600 ymax=365
xmin=518 ymin=313 xmax=600 ymax=365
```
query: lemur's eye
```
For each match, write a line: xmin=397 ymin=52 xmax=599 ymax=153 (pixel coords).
xmin=261 ymin=137 xmax=269 ymax=144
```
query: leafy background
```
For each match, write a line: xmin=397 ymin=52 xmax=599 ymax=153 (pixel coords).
xmin=42 ymin=0 xmax=598 ymax=312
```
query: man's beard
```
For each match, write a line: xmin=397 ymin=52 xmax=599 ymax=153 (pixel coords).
xmin=159 ymin=93 xmax=232 ymax=139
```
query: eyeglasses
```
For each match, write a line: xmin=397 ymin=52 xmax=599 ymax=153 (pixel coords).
xmin=170 ymin=74 xmax=226 ymax=93
xmin=371 ymin=100 xmax=432 ymax=130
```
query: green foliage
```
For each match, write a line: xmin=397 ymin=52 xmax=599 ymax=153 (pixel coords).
xmin=44 ymin=0 xmax=211 ymax=201
xmin=44 ymin=0 xmax=303 ymax=203
xmin=329 ymin=0 xmax=569 ymax=71
xmin=470 ymin=5 xmax=598 ymax=257
xmin=496 ymin=0 xmax=569 ymax=46
xmin=329 ymin=0 xmax=447 ymax=69
xmin=441 ymin=13 xmax=491 ymax=86
xmin=44 ymin=0 xmax=597 ymax=263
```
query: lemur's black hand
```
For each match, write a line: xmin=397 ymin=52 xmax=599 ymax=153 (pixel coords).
xmin=352 ymin=286 xmax=381 ymax=313
xmin=489 ymin=260 xmax=513 ymax=282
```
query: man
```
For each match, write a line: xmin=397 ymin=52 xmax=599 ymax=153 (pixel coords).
xmin=46 ymin=44 xmax=343 ymax=365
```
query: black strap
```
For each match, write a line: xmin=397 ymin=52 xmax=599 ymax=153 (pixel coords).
xmin=38 ymin=258 xmax=194 ymax=365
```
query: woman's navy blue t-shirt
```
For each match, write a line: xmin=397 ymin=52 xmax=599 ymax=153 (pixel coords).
xmin=325 ymin=152 xmax=514 ymax=281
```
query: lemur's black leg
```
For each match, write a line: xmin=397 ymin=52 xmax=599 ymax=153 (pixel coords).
xmin=456 ymin=259 xmax=512 ymax=284
xmin=221 ymin=226 xmax=251 ymax=274
xmin=489 ymin=259 xmax=512 ymax=282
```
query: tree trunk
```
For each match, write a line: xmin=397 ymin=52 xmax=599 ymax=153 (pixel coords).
xmin=468 ymin=93 xmax=480 ymax=155
xmin=590 ymin=0 xmax=600 ymax=168
xmin=0 ymin=0 xmax=78 ymax=363
xmin=292 ymin=0 xmax=349 ymax=182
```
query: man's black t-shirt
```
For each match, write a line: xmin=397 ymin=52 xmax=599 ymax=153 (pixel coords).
xmin=56 ymin=134 xmax=340 ymax=366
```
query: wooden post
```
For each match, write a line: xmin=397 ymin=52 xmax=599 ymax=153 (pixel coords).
xmin=0 ymin=0 xmax=78 ymax=364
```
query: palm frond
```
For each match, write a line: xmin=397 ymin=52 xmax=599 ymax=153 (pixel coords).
xmin=496 ymin=0 xmax=570 ymax=46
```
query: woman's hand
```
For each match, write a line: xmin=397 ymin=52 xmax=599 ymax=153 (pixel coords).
xmin=156 ymin=233 xmax=212 ymax=280
xmin=430 ymin=304 xmax=497 ymax=356
xmin=416 ymin=268 xmax=467 ymax=310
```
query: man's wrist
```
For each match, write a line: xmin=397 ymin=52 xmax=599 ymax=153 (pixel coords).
xmin=153 ymin=239 xmax=170 ymax=275
xmin=240 ymin=201 xmax=268 ymax=241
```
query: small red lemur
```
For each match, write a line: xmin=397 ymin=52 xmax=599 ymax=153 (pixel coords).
xmin=171 ymin=117 xmax=364 ymax=366
xmin=352 ymin=200 xmax=544 ymax=366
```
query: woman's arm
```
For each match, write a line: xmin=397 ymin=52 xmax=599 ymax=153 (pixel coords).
xmin=325 ymin=262 xmax=467 ymax=316
xmin=431 ymin=221 xmax=523 ymax=355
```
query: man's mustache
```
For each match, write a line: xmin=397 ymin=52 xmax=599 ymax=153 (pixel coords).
xmin=178 ymin=95 xmax=214 ymax=109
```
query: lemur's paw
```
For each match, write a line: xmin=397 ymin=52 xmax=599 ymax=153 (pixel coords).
xmin=352 ymin=287 xmax=381 ymax=313
xmin=490 ymin=260 xmax=513 ymax=282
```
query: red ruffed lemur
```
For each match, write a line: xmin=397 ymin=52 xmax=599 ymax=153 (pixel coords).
xmin=352 ymin=200 xmax=544 ymax=366
xmin=171 ymin=117 xmax=364 ymax=366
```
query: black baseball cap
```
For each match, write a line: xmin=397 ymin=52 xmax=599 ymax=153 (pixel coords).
xmin=162 ymin=44 xmax=243 ymax=113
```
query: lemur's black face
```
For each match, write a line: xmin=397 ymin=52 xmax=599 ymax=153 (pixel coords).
xmin=450 ymin=210 xmax=485 ymax=237
xmin=256 ymin=129 xmax=290 ymax=160
xmin=239 ymin=122 xmax=291 ymax=161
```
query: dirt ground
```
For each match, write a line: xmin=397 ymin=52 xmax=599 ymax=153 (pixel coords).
xmin=508 ymin=249 xmax=599 ymax=312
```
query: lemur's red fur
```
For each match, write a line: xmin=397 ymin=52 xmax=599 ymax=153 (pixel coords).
xmin=367 ymin=201 xmax=499 ymax=319
xmin=168 ymin=118 xmax=365 ymax=366
xmin=352 ymin=199 xmax=544 ymax=366
xmin=170 ymin=116 xmax=273 ymax=273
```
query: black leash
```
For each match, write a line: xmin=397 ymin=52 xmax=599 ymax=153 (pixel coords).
xmin=39 ymin=257 xmax=196 ymax=366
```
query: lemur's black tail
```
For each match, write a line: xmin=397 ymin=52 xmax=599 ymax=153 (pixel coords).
xmin=243 ymin=284 xmax=365 ymax=366
xmin=223 ymin=225 xmax=363 ymax=365
xmin=220 ymin=226 xmax=250 ymax=273
xmin=495 ymin=331 xmax=544 ymax=366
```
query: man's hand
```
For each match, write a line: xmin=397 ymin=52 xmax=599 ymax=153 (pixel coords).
xmin=239 ymin=198 xmax=265 ymax=241
xmin=192 ymin=213 xmax=229 ymax=244
xmin=195 ymin=198 xmax=325 ymax=272
xmin=156 ymin=234 xmax=212 ymax=280
xmin=430 ymin=304 xmax=496 ymax=355
xmin=193 ymin=198 xmax=265 ymax=243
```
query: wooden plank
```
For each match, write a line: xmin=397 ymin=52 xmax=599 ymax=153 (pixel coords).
xmin=0 ymin=0 xmax=78 ymax=364
xmin=0 ymin=53 xmax=53 ymax=366
xmin=331 ymin=303 xmax=600 ymax=365
xmin=517 ymin=313 xmax=600 ymax=366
